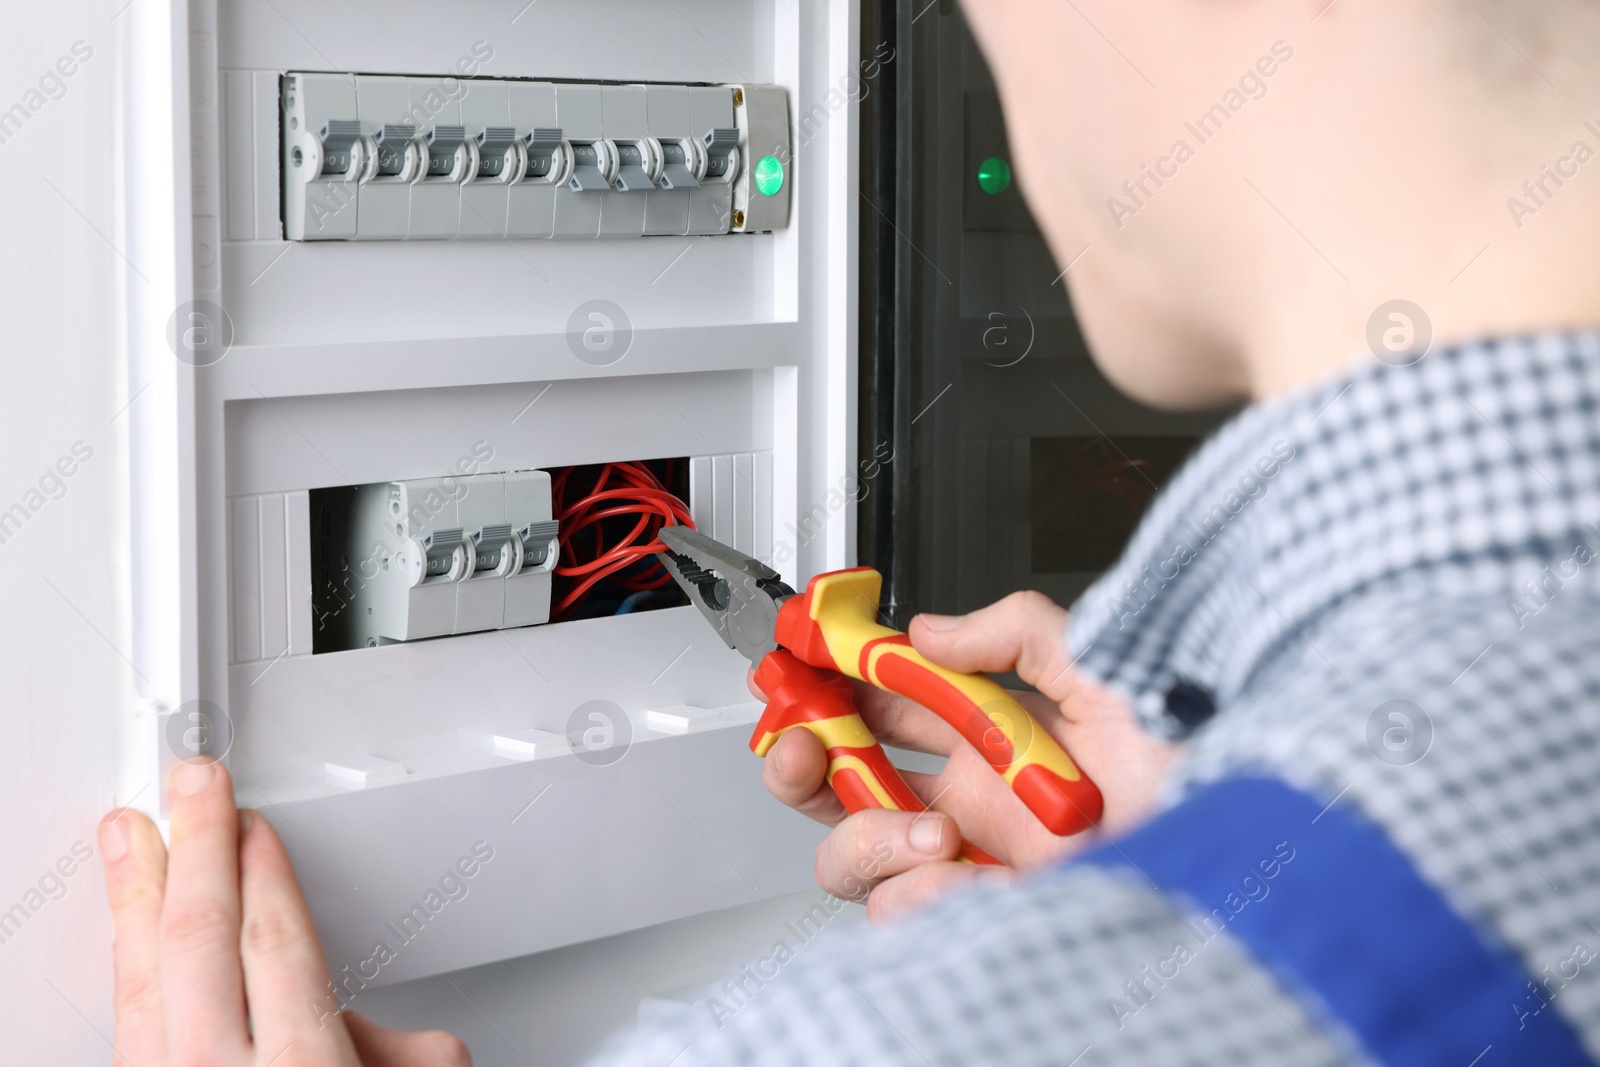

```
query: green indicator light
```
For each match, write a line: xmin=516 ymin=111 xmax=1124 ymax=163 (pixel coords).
xmin=977 ymin=156 xmax=1012 ymax=195
xmin=754 ymin=154 xmax=785 ymax=196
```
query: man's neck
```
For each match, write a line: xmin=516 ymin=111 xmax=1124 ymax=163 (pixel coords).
xmin=1241 ymin=192 xmax=1600 ymax=401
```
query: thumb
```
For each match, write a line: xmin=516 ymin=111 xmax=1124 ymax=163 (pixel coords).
xmin=907 ymin=591 xmax=1078 ymax=702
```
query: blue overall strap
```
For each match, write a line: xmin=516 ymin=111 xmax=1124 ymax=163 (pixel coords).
xmin=1076 ymin=777 xmax=1594 ymax=1067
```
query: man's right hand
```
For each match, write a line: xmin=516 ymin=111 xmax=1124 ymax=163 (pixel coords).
xmin=758 ymin=591 xmax=1178 ymax=923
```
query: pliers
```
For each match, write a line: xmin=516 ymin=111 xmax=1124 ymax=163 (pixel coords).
xmin=657 ymin=525 xmax=1103 ymax=865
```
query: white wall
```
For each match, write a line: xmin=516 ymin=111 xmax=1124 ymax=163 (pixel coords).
xmin=0 ymin=3 xmax=129 ymax=1062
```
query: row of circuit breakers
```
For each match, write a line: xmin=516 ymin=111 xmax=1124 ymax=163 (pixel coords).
xmin=282 ymin=73 xmax=793 ymax=240
xmin=320 ymin=472 xmax=559 ymax=648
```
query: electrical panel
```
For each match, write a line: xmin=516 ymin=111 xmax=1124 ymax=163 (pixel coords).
xmin=282 ymin=74 xmax=793 ymax=241
xmin=124 ymin=0 xmax=855 ymax=990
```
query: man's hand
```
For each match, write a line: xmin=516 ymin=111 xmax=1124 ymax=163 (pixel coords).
xmin=760 ymin=591 xmax=1177 ymax=923
xmin=101 ymin=758 xmax=471 ymax=1066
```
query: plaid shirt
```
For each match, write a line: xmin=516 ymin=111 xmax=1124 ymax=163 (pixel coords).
xmin=590 ymin=333 xmax=1600 ymax=1066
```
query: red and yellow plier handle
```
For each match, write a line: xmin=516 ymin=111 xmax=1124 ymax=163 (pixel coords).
xmin=747 ymin=568 xmax=1103 ymax=864
xmin=750 ymin=650 xmax=1002 ymax=864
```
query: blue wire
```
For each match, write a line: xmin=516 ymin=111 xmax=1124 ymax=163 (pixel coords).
xmin=615 ymin=590 xmax=657 ymax=615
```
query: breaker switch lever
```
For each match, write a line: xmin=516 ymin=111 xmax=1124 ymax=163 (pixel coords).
xmin=568 ymin=139 xmax=617 ymax=192
xmin=420 ymin=528 xmax=467 ymax=581
xmin=518 ymin=519 xmax=560 ymax=569
xmin=701 ymin=127 xmax=740 ymax=181
xmin=475 ymin=126 xmax=517 ymax=179
xmin=423 ymin=124 xmax=469 ymax=179
xmin=470 ymin=523 xmax=517 ymax=573
xmin=318 ymin=119 xmax=363 ymax=176
xmin=372 ymin=124 xmax=416 ymax=178
xmin=612 ymin=139 xmax=660 ymax=192
xmin=522 ymin=127 xmax=567 ymax=182
xmin=657 ymin=139 xmax=703 ymax=189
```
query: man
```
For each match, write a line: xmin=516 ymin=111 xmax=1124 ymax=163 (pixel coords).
xmin=101 ymin=0 xmax=1600 ymax=1063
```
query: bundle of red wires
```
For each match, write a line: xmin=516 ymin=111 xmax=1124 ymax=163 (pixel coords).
xmin=550 ymin=461 xmax=695 ymax=618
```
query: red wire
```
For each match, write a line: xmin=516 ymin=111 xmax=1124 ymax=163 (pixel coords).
xmin=551 ymin=461 xmax=694 ymax=617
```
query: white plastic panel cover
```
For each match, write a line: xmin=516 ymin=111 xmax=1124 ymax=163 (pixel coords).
xmin=123 ymin=0 xmax=859 ymax=987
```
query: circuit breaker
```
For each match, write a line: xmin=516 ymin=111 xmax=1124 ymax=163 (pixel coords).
xmin=315 ymin=471 xmax=558 ymax=650
xmin=125 ymin=0 xmax=856 ymax=990
xmin=282 ymin=74 xmax=793 ymax=240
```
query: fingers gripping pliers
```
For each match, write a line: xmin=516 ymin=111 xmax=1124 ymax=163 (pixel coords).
xmin=657 ymin=526 xmax=1103 ymax=864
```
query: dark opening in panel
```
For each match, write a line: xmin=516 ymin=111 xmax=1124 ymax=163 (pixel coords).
xmin=309 ymin=457 xmax=690 ymax=654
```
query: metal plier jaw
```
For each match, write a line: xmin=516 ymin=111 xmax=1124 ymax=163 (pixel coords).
xmin=658 ymin=525 xmax=796 ymax=666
